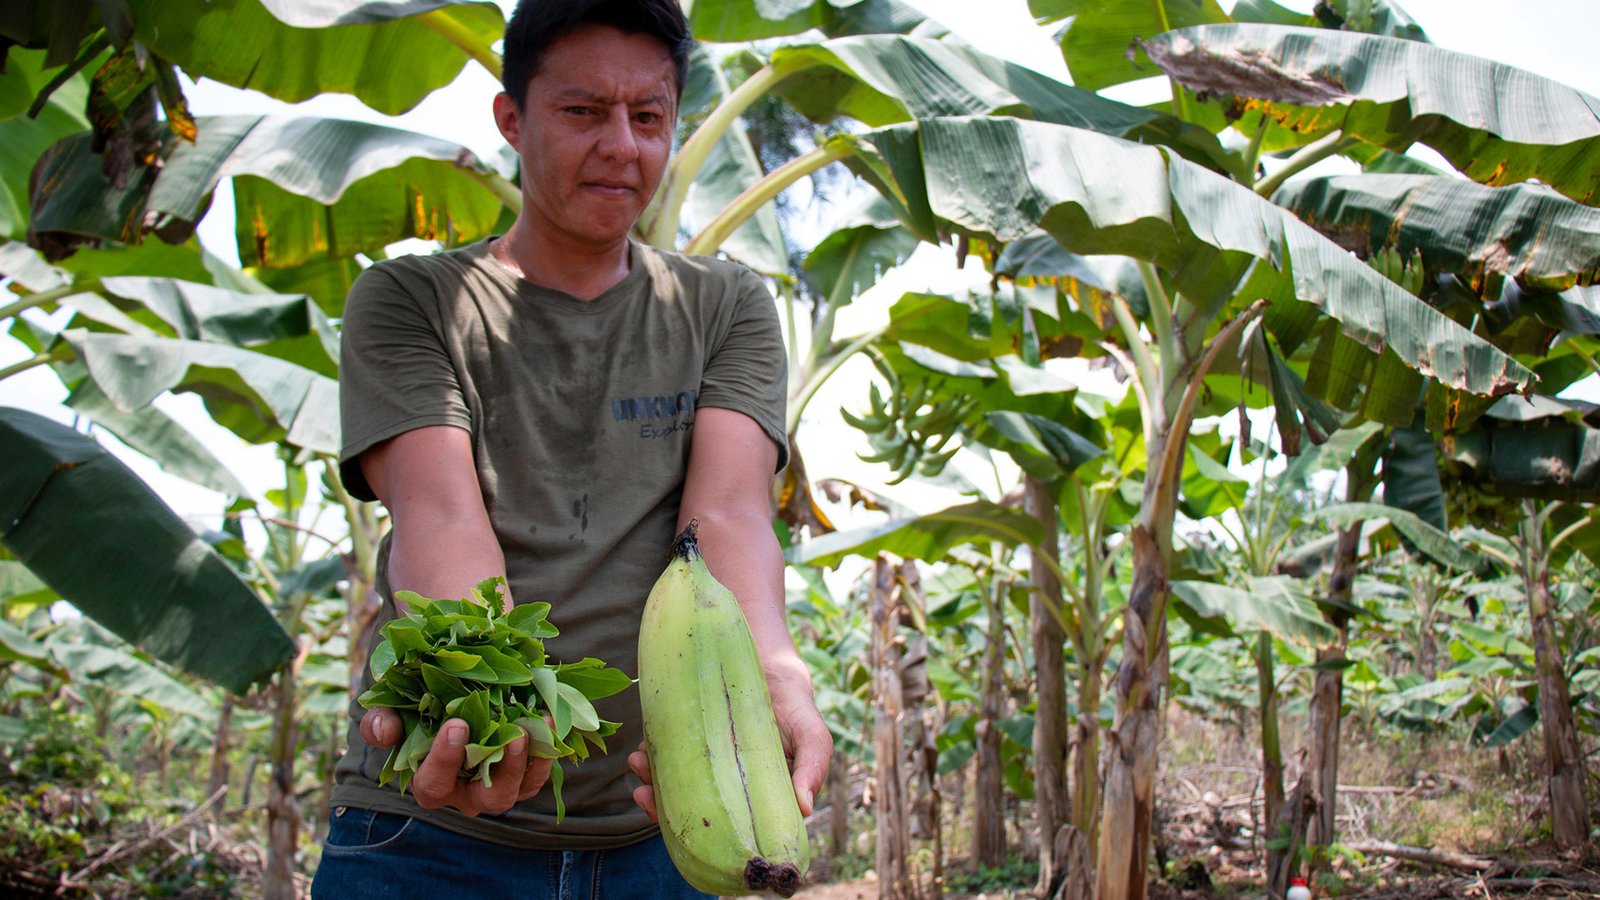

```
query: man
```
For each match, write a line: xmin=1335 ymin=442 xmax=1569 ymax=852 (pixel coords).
xmin=311 ymin=1 xmax=832 ymax=895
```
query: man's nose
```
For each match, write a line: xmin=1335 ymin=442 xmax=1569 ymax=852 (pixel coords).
xmin=597 ymin=105 xmax=640 ymax=163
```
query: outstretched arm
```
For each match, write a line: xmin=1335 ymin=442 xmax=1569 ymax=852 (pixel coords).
xmin=630 ymin=407 xmax=832 ymax=817
xmin=357 ymin=424 xmax=551 ymax=815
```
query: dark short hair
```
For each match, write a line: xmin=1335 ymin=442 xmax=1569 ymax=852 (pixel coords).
xmin=501 ymin=0 xmax=693 ymax=108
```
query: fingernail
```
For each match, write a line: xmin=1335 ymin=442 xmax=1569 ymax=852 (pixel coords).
xmin=800 ymin=789 xmax=813 ymax=811
xmin=447 ymin=724 xmax=467 ymax=747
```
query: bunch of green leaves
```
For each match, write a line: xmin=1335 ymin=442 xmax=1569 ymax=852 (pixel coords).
xmin=357 ymin=577 xmax=632 ymax=821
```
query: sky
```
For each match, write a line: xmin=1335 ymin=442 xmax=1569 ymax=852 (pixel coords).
xmin=1 ymin=0 xmax=1597 ymax=537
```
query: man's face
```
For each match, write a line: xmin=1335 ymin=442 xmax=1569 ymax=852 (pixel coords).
xmin=495 ymin=24 xmax=677 ymax=252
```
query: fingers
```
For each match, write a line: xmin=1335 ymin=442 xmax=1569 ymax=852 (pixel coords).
xmin=519 ymin=755 xmax=554 ymax=802
xmin=465 ymin=733 xmax=528 ymax=812
xmin=411 ymin=719 xmax=470 ymax=810
xmin=629 ymin=741 xmax=657 ymax=821
xmin=627 ymin=741 xmax=652 ymax=785
xmin=781 ymin=713 xmax=833 ymax=817
xmin=360 ymin=707 xmax=403 ymax=749
xmin=632 ymin=783 xmax=658 ymax=822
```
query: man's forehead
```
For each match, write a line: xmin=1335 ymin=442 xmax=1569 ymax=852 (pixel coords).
xmin=531 ymin=26 xmax=678 ymax=103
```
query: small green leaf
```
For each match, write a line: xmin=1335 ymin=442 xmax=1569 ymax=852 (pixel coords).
xmin=550 ymin=761 xmax=566 ymax=823
xmin=365 ymin=642 xmax=394 ymax=681
xmin=555 ymin=659 xmax=635 ymax=700
xmin=556 ymin=682 xmax=601 ymax=733
xmin=508 ymin=602 xmax=559 ymax=639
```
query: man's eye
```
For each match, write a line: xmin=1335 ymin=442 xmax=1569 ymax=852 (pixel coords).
xmin=564 ymin=106 xmax=596 ymax=116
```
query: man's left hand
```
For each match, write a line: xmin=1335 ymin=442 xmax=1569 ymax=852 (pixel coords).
xmin=629 ymin=673 xmax=832 ymax=820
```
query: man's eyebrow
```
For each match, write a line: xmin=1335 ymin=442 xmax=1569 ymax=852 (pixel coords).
xmin=552 ymin=87 xmax=671 ymax=107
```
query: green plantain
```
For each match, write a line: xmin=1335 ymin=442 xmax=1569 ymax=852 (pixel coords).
xmin=637 ymin=522 xmax=809 ymax=897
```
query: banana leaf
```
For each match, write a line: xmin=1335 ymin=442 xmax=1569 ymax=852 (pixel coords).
xmin=1310 ymin=501 xmax=1479 ymax=572
xmin=65 ymin=380 xmax=250 ymax=498
xmin=51 ymin=641 xmax=216 ymax=722
xmin=0 ymin=407 xmax=293 ymax=693
xmin=844 ymin=116 xmax=1532 ymax=399
xmin=801 ymin=196 xmax=918 ymax=307
xmin=0 ymin=618 xmax=61 ymax=677
xmin=0 ymin=560 xmax=55 ymax=611
xmin=768 ymin=36 xmax=1233 ymax=174
xmin=687 ymin=0 xmax=936 ymax=43
xmin=57 ymin=329 xmax=340 ymax=453
xmin=29 ymin=115 xmax=501 ymax=266
xmin=1141 ymin=24 xmax=1600 ymax=206
xmin=0 ymin=48 xmax=91 ymax=240
xmin=1028 ymin=0 xmax=1231 ymax=92
xmin=1274 ymin=175 xmax=1600 ymax=291
xmin=92 ymin=277 xmax=340 ymax=376
xmin=130 ymin=0 xmax=503 ymax=116
xmin=1444 ymin=395 xmax=1600 ymax=503
xmin=789 ymin=500 xmax=1044 ymax=568
xmin=1170 ymin=575 xmax=1339 ymax=647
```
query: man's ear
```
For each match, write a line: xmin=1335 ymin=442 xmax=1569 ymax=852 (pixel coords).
xmin=492 ymin=92 xmax=522 ymax=150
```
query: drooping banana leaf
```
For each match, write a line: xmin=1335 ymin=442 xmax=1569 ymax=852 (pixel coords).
xmin=687 ymin=0 xmax=937 ymax=43
xmin=50 ymin=641 xmax=217 ymax=722
xmin=1310 ymin=501 xmax=1479 ymax=571
xmin=1171 ymin=575 xmax=1339 ymax=647
xmin=57 ymin=329 xmax=340 ymax=453
xmin=789 ymin=500 xmax=1044 ymax=568
xmin=1140 ymin=25 xmax=1600 ymax=206
xmin=768 ymin=36 xmax=1233 ymax=174
xmin=129 ymin=0 xmax=504 ymax=116
xmin=1274 ymin=175 xmax=1600 ymax=291
xmin=65 ymin=380 xmax=251 ymax=498
xmin=91 ymin=277 xmax=340 ymax=376
xmin=0 ymin=407 xmax=293 ymax=693
xmin=979 ymin=411 xmax=1104 ymax=480
xmin=1230 ymin=0 xmax=1427 ymax=40
xmin=1028 ymin=0 xmax=1231 ymax=91
xmin=802 ymin=195 xmax=917 ymax=307
xmin=29 ymin=115 xmax=501 ymax=266
xmin=1444 ymin=395 xmax=1600 ymax=503
xmin=0 ymin=560 xmax=55 ymax=611
xmin=0 ymin=48 xmax=91 ymax=240
xmin=844 ymin=116 xmax=1533 ymax=399
xmin=0 ymin=617 xmax=61 ymax=676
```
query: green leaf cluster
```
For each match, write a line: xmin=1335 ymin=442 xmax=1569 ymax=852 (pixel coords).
xmin=357 ymin=577 xmax=633 ymax=821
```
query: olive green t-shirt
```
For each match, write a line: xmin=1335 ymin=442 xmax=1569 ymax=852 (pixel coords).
xmin=332 ymin=237 xmax=787 ymax=849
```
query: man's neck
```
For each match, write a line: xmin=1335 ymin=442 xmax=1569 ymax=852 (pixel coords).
xmin=491 ymin=221 xmax=633 ymax=301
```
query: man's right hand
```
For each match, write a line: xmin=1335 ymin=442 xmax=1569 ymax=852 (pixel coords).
xmin=360 ymin=707 xmax=552 ymax=817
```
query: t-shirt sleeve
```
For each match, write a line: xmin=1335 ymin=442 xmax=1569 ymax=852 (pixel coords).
xmin=338 ymin=262 xmax=473 ymax=501
xmin=697 ymin=266 xmax=790 ymax=472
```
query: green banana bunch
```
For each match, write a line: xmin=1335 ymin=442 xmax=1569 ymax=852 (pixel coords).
xmin=1370 ymin=245 xmax=1426 ymax=295
xmin=638 ymin=522 xmax=809 ymax=897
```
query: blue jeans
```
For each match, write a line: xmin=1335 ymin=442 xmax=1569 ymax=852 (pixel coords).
xmin=311 ymin=807 xmax=712 ymax=899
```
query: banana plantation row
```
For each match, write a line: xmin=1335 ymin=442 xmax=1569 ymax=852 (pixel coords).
xmin=0 ymin=1 xmax=1597 ymax=897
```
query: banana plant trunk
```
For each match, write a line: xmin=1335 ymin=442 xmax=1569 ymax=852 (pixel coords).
xmin=206 ymin=693 xmax=235 ymax=814
xmin=1521 ymin=509 xmax=1589 ymax=848
xmin=829 ymin=751 xmax=852 ymax=858
xmin=1095 ymin=291 xmax=1261 ymax=899
xmin=1304 ymin=517 xmax=1363 ymax=868
xmin=1026 ymin=475 xmax=1071 ymax=896
xmin=975 ymin=561 xmax=1009 ymax=869
xmin=870 ymin=555 xmax=916 ymax=899
xmin=1257 ymin=631 xmax=1291 ymax=892
xmin=264 ymin=649 xmax=304 ymax=900
xmin=1097 ymin=524 xmax=1169 ymax=900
